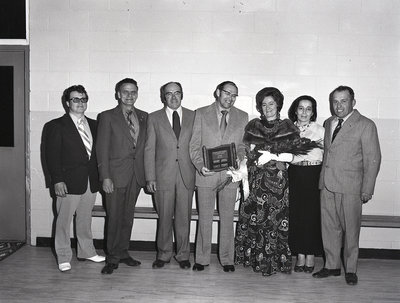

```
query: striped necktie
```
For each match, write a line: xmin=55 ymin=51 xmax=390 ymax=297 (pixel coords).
xmin=331 ymin=118 xmax=343 ymax=142
xmin=126 ymin=110 xmax=136 ymax=146
xmin=77 ymin=118 xmax=92 ymax=157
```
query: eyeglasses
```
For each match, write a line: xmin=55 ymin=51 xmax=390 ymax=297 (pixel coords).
xmin=221 ymin=89 xmax=238 ymax=99
xmin=165 ymin=91 xmax=182 ymax=98
xmin=69 ymin=97 xmax=88 ymax=103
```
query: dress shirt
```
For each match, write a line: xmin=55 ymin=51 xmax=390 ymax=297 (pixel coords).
xmin=330 ymin=110 xmax=354 ymax=139
xmin=69 ymin=113 xmax=93 ymax=144
xmin=216 ymin=104 xmax=230 ymax=126
xmin=165 ymin=106 xmax=182 ymax=127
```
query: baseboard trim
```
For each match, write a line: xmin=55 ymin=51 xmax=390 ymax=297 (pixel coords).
xmin=35 ymin=237 xmax=400 ymax=260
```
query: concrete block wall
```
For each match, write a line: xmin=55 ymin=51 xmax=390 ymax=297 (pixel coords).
xmin=29 ymin=0 xmax=400 ymax=249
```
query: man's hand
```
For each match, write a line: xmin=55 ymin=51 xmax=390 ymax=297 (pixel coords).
xmin=54 ymin=182 xmax=68 ymax=197
xmin=103 ymin=178 xmax=114 ymax=194
xmin=200 ymin=167 xmax=215 ymax=177
xmin=361 ymin=192 xmax=372 ymax=203
xmin=146 ymin=181 xmax=157 ymax=193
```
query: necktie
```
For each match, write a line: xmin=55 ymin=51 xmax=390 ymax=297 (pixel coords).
xmin=331 ymin=118 xmax=343 ymax=142
xmin=77 ymin=118 xmax=92 ymax=157
xmin=220 ymin=110 xmax=228 ymax=137
xmin=172 ymin=111 xmax=181 ymax=139
xmin=126 ymin=110 xmax=136 ymax=146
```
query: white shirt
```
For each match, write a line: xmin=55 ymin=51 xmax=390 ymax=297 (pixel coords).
xmin=330 ymin=110 xmax=354 ymax=139
xmin=69 ymin=113 xmax=93 ymax=144
xmin=292 ymin=121 xmax=325 ymax=163
xmin=165 ymin=106 xmax=182 ymax=127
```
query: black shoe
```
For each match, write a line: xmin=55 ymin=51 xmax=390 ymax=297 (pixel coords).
xmin=120 ymin=257 xmax=141 ymax=266
xmin=304 ymin=266 xmax=314 ymax=273
xmin=177 ymin=260 xmax=191 ymax=269
xmin=152 ymin=259 xmax=169 ymax=268
xmin=192 ymin=263 xmax=205 ymax=271
xmin=101 ymin=263 xmax=118 ymax=274
xmin=294 ymin=265 xmax=305 ymax=272
xmin=345 ymin=273 xmax=358 ymax=285
xmin=312 ymin=268 xmax=341 ymax=278
xmin=223 ymin=265 xmax=235 ymax=272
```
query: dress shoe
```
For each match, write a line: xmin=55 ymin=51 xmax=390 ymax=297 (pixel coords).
xmin=345 ymin=273 xmax=358 ymax=285
xmin=312 ymin=268 xmax=341 ymax=278
xmin=152 ymin=259 xmax=169 ymax=268
xmin=304 ymin=266 xmax=314 ymax=273
xmin=101 ymin=263 xmax=118 ymax=274
xmin=58 ymin=262 xmax=71 ymax=272
xmin=223 ymin=265 xmax=235 ymax=272
xmin=192 ymin=263 xmax=205 ymax=271
xmin=120 ymin=257 xmax=141 ymax=266
xmin=294 ymin=265 xmax=305 ymax=272
xmin=77 ymin=255 xmax=106 ymax=263
xmin=177 ymin=260 xmax=191 ymax=269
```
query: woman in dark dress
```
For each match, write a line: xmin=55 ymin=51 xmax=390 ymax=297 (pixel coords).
xmin=288 ymin=96 xmax=324 ymax=273
xmin=234 ymin=87 xmax=297 ymax=276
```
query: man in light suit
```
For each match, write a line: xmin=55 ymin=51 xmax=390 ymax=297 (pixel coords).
xmin=190 ymin=81 xmax=248 ymax=272
xmin=96 ymin=78 xmax=148 ymax=274
xmin=313 ymin=86 xmax=381 ymax=285
xmin=45 ymin=85 xmax=105 ymax=272
xmin=145 ymin=82 xmax=196 ymax=270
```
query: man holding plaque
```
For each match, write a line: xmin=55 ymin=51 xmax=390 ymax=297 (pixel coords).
xmin=189 ymin=81 xmax=248 ymax=272
xmin=145 ymin=81 xmax=196 ymax=270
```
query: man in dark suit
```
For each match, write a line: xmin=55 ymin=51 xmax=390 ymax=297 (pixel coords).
xmin=96 ymin=78 xmax=148 ymax=274
xmin=189 ymin=81 xmax=248 ymax=272
xmin=313 ymin=86 xmax=381 ymax=285
xmin=144 ymin=82 xmax=195 ymax=270
xmin=45 ymin=85 xmax=105 ymax=272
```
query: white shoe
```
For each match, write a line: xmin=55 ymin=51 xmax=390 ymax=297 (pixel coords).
xmin=58 ymin=262 xmax=71 ymax=272
xmin=85 ymin=255 xmax=106 ymax=263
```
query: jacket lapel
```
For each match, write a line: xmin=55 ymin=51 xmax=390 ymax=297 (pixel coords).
xmin=63 ymin=114 xmax=87 ymax=156
xmin=136 ymin=108 xmax=147 ymax=147
xmin=204 ymin=103 xmax=220 ymax=137
xmin=160 ymin=109 xmax=177 ymax=142
xmin=113 ymin=106 xmax=135 ymax=144
xmin=330 ymin=110 xmax=360 ymax=146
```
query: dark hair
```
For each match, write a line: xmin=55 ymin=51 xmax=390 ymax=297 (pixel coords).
xmin=160 ymin=81 xmax=183 ymax=103
xmin=329 ymin=85 xmax=355 ymax=102
xmin=255 ymin=87 xmax=284 ymax=115
xmin=114 ymin=78 xmax=138 ymax=100
xmin=288 ymin=95 xmax=317 ymax=122
xmin=62 ymin=85 xmax=88 ymax=112
xmin=214 ymin=81 xmax=238 ymax=99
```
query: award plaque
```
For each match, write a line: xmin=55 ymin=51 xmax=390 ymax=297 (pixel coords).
xmin=202 ymin=143 xmax=238 ymax=172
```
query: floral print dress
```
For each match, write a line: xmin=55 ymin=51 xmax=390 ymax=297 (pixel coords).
xmin=235 ymin=118 xmax=292 ymax=276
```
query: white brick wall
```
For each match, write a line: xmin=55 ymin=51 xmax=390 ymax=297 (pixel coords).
xmin=29 ymin=0 xmax=400 ymax=248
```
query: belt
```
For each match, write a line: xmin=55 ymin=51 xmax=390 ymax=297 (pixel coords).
xmin=292 ymin=160 xmax=322 ymax=166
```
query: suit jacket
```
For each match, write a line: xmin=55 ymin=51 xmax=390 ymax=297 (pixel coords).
xmin=45 ymin=114 xmax=99 ymax=194
xmin=96 ymin=105 xmax=148 ymax=188
xmin=319 ymin=109 xmax=381 ymax=195
xmin=190 ymin=102 xmax=249 ymax=188
xmin=144 ymin=107 xmax=196 ymax=190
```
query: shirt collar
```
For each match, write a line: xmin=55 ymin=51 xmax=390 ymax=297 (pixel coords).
xmin=336 ymin=110 xmax=354 ymax=123
xmin=69 ymin=113 xmax=86 ymax=125
xmin=165 ymin=106 xmax=182 ymax=116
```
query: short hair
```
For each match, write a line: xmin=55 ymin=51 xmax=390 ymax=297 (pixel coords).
xmin=214 ymin=81 xmax=238 ymax=99
xmin=255 ymin=87 xmax=284 ymax=115
xmin=63 ymin=84 xmax=88 ymax=101
xmin=160 ymin=81 xmax=183 ymax=103
xmin=115 ymin=78 xmax=138 ymax=99
xmin=329 ymin=85 xmax=355 ymax=102
xmin=288 ymin=95 xmax=318 ymax=122
xmin=62 ymin=85 xmax=88 ymax=112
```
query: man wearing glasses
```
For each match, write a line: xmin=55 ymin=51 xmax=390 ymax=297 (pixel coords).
xmin=189 ymin=81 xmax=248 ymax=272
xmin=96 ymin=78 xmax=148 ymax=274
xmin=45 ymin=85 xmax=105 ymax=272
xmin=144 ymin=81 xmax=196 ymax=270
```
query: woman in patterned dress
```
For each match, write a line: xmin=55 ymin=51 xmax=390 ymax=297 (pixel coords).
xmin=234 ymin=87 xmax=297 ymax=276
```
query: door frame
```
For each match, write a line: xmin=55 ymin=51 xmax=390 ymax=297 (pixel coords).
xmin=0 ymin=45 xmax=30 ymax=242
